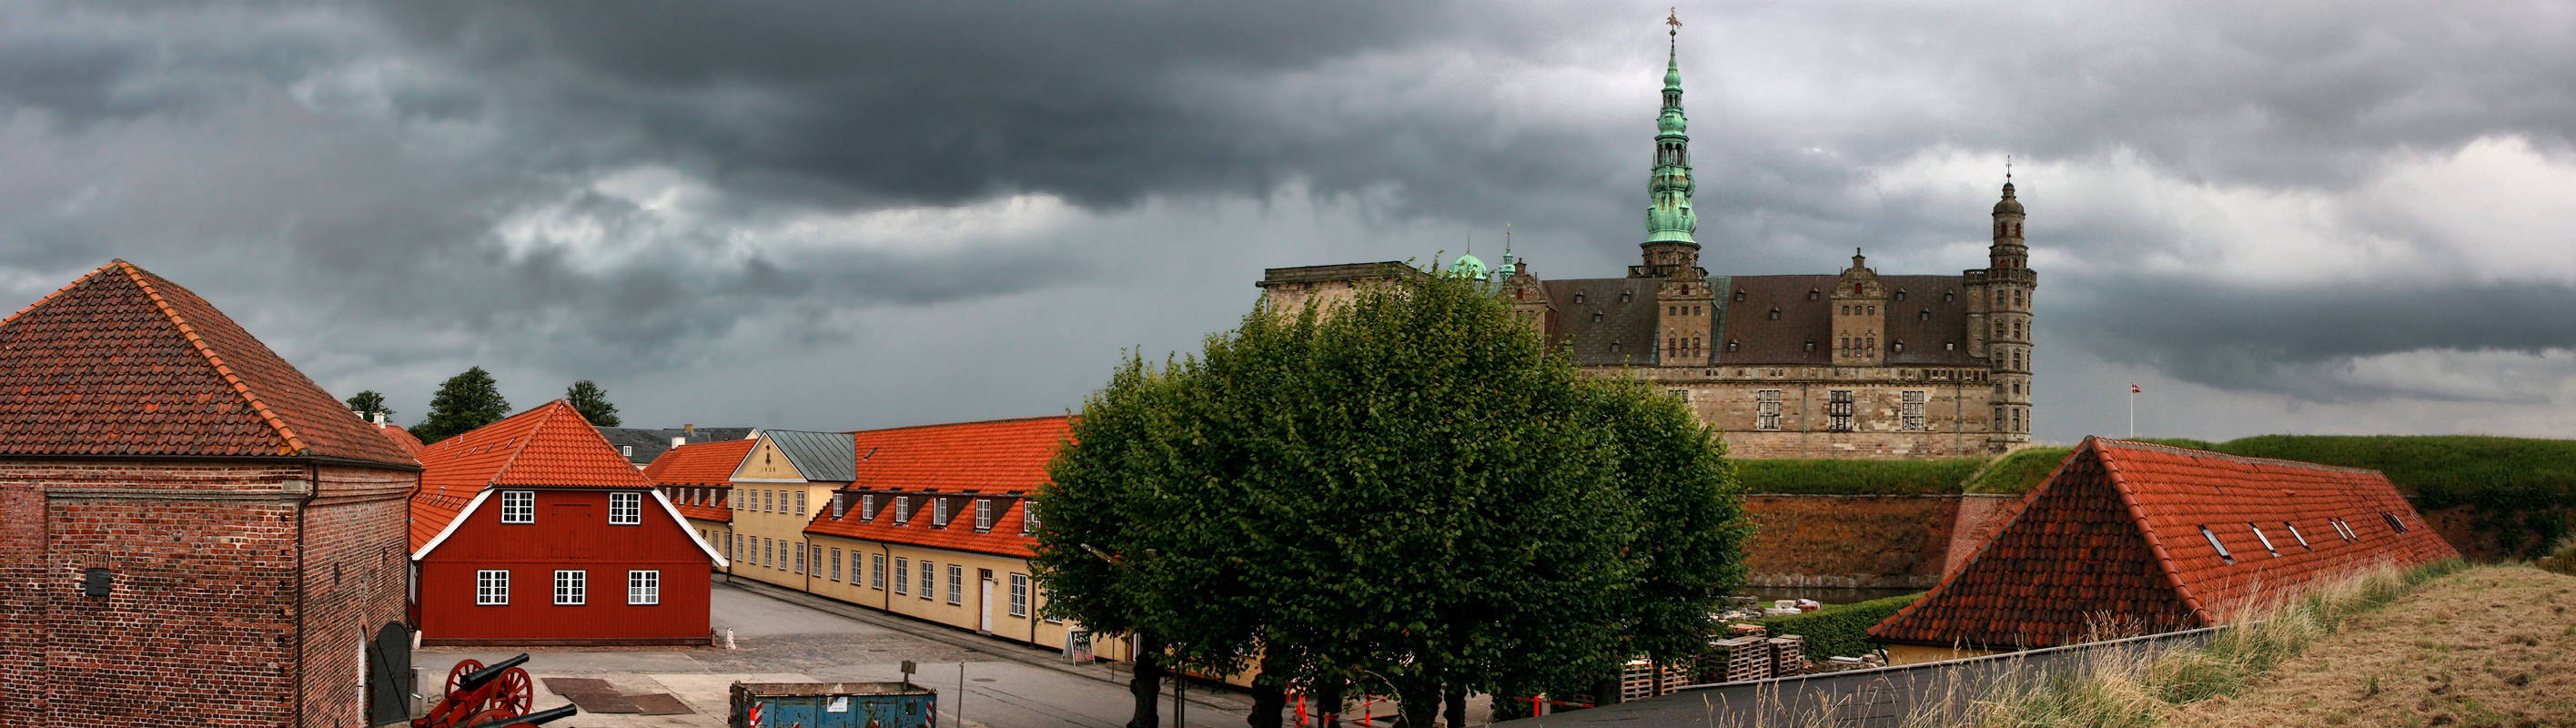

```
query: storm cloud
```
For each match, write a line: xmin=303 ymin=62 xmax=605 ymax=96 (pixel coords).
xmin=2 ymin=0 xmax=2572 ymax=440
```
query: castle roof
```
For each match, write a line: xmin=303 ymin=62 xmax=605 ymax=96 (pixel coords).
xmin=803 ymin=416 xmax=1073 ymax=559
xmin=0 ymin=260 xmax=415 ymax=467
xmin=1869 ymin=438 xmax=2459 ymax=649
xmin=1536 ymin=273 xmax=1987 ymax=368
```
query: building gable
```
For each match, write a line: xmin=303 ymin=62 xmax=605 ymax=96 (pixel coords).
xmin=732 ymin=437 xmax=811 ymax=481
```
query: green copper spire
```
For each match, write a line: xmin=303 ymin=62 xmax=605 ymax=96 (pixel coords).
xmin=1640 ymin=12 xmax=1701 ymax=277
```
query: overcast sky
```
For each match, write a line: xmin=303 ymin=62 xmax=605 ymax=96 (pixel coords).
xmin=4 ymin=1 xmax=2573 ymax=444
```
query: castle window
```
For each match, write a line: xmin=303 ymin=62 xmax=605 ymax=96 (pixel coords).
xmin=1804 ymin=341 xmax=1816 ymax=351
xmin=1900 ymin=390 xmax=1926 ymax=430
xmin=1768 ymin=308 xmax=1781 ymax=319
xmin=1944 ymin=290 xmax=1955 ymax=302
xmin=1574 ymin=293 xmax=1585 ymax=304
xmin=1734 ymin=290 xmax=1746 ymax=301
xmin=1693 ymin=306 xmax=1701 ymax=316
xmin=1668 ymin=306 xmax=1675 ymax=315
xmin=1808 ymin=289 xmax=1821 ymax=300
xmin=1669 ymin=389 xmax=1690 ymax=402
xmin=1756 ymin=389 xmax=1783 ymax=430
xmin=1867 ymin=306 xmax=1876 ymax=315
xmin=1727 ymin=340 xmax=1740 ymax=352
xmin=1826 ymin=390 xmax=1854 ymax=431
xmin=1893 ymin=340 xmax=1905 ymax=353
xmin=1894 ymin=289 xmax=1906 ymax=301
xmin=1621 ymin=291 xmax=1632 ymax=303
xmin=1592 ymin=312 xmax=1603 ymax=322
xmin=1611 ymin=341 xmax=1622 ymax=352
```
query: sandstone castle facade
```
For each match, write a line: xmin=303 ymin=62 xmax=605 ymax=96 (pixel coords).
xmin=1259 ymin=31 xmax=2035 ymax=460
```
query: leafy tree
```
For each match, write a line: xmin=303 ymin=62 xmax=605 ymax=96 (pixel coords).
xmin=1032 ymin=269 xmax=1751 ymax=728
xmin=563 ymin=379 xmax=621 ymax=426
xmin=344 ymin=389 xmax=392 ymax=420
xmin=414 ymin=367 xmax=512 ymax=443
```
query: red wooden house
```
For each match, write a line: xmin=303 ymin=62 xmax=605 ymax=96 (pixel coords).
xmin=410 ymin=400 xmax=727 ymax=645
xmin=1870 ymin=437 xmax=2459 ymax=655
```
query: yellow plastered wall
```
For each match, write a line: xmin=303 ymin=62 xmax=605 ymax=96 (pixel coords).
xmin=803 ymin=535 xmax=1086 ymax=652
xmin=718 ymin=480 xmax=840 ymax=592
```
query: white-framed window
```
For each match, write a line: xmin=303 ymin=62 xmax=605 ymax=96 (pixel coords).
xmin=1826 ymin=390 xmax=1854 ymax=431
xmin=2199 ymin=526 xmax=2235 ymax=564
xmin=476 ymin=570 xmax=509 ymax=605
xmin=796 ymin=490 xmax=807 ymax=516
xmin=554 ymin=570 xmax=586 ymax=605
xmin=1009 ymin=573 xmax=1029 ymax=618
xmin=831 ymin=493 xmax=845 ymax=519
xmin=1023 ymin=501 xmax=1039 ymax=535
xmin=932 ymin=498 xmax=949 ymax=528
xmin=862 ymin=493 xmax=877 ymax=521
xmin=1756 ymin=389 xmax=1783 ymax=430
xmin=945 ymin=564 xmax=963 ymax=605
xmin=831 ymin=549 xmax=844 ymax=581
xmin=873 ymin=554 xmax=887 ymax=590
xmin=1041 ymin=587 xmax=1063 ymax=624
xmin=763 ymin=490 xmax=774 ymax=513
xmin=794 ymin=541 xmax=806 ymax=574
xmin=500 ymin=490 xmax=535 ymax=524
xmin=622 ymin=445 xmax=633 ymax=458
xmin=1900 ymin=390 xmax=1927 ymax=431
xmin=628 ymin=570 xmax=660 ymax=605
xmin=763 ymin=538 xmax=773 ymax=568
xmin=895 ymin=496 xmax=911 ymax=522
xmin=610 ymin=492 xmax=643 ymax=525
xmin=894 ymin=558 xmax=910 ymax=594
xmin=975 ymin=499 xmax=994 ymax=531
xmin=918 ymin=560 xmax=934 ymax=600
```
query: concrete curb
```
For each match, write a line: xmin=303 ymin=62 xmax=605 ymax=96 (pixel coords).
xmin=714 ymin=577 xmax=1255 ymax=713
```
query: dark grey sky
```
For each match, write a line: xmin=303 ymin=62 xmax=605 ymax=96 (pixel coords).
xmin=4 ymin=1 xmax=2573 ymax=441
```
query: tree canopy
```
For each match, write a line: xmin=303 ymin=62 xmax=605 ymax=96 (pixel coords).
xmin=343 ymin=389 xmax=391 ymax=420
xmin=564 ymin=379 xmax=621 ymax=427
xmin=414 ymin=367 xmax=512 ymax=443
xmin=1031 ymin=269 xmax=1751 ymax=726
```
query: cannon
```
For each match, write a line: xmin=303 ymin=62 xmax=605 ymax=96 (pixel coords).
xmin=415 ymin=654 xmax=540 ymax=728
xmin=460 ymin=704 xmax=580 ymax=727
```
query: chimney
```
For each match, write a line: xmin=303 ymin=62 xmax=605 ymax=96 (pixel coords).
xmin=672 ymin=437 xmax=686 ymax=450
xmin=373 ymin=412 xmax=386 ymax=429
xmin=684 ymin=423 xmax=695 ymax=436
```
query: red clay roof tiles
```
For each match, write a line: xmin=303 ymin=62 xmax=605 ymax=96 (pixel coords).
xmin=1870 ymin=438 xmax=2460 ymax=649
xmin=645 ymin=439 xmax=754 ymax=523
xmin=0 ymin=260 xmax=414 ymax=466
xmin=804 ymin=416 xmax=1072 ymax=559
xmin=410 ymin=400 xmax=659 ymax=547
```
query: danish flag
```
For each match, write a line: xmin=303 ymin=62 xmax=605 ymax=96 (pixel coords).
xmin=2130 ymin=384 xmax=2142 ymax=393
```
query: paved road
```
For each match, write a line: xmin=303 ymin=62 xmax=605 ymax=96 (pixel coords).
xmin=419 ymin=581 xmax=1248 ymax=728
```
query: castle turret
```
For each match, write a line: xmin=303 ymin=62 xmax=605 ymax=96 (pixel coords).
xmin=1832 ymin=249 xmax=1886 ymax=368
xmin=1975 ymin=175 xmax=2036 ymax=446
xmin=1635 ymin=20 xmax=1702 ymax=279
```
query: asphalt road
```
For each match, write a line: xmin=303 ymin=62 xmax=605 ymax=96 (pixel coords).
xmin=417 ymin=581 xmax=1249 ymax=728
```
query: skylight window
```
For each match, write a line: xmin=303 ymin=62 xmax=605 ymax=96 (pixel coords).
xmin=2199 ymin=525 xmax=2234 ymax=564
xmin=2285 ymin=522 xmax=2311 ymax=550
xmin=2248 ymin=523 xmax=2278 ymax=556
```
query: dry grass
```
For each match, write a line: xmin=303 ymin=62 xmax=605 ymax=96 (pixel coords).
xmin=2167 ymin=565 xmax=2576 ymax=728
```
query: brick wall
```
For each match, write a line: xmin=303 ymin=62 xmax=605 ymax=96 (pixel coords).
xmin=1739 ymin=493 xmax=2025 ymax=589
xmin=0 ymin=459 xmax=415 ymax=728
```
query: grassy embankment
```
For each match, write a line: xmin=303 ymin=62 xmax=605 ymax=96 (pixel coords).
xmin=1958 ymin=561 xmax=2576 ymax=728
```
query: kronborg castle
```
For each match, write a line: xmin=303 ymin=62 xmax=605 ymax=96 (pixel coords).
xmin=1261 ymin=39 xmax=2036 ymax=460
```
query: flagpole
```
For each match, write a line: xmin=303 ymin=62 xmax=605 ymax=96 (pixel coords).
xmin=2128 ymin=386 xmax=2137 ymax=439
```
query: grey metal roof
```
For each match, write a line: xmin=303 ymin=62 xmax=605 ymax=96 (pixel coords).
xmin=594 ymin=426 xmax=758 ymax=465
xmin=766 ymin=430 xmax=857 ymax=482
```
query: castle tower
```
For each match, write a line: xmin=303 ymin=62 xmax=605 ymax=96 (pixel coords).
xmin=1982 ymin=177 xmax=2036 ymax=445
xmin=1832 ymin=249 xmax=1886 ymax=368
xmin=1635 ymin=18 xmax=1701 ymax=279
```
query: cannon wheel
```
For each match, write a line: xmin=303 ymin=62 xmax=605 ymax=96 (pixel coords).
xmin=492 ymin=667 xmax=534 ymax=716
xmin=444 ymin=659 xmax=483 ymax=697
xmin=466 ymin=708 xmax=520 ymax=726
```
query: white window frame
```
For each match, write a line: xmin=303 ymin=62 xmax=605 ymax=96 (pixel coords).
xmin=476 ymin=570 xmax=510 ymax=605
xmin=975 ymin=499 xmax=994 ymax=531
xmin=500 ymin=490 xmax=535 ymax=524
xmin=1756 ymin=390 xmax=1783 ymax=430
xmin=872 ymin=553 xmax=887 ymax=590
xmin=1041 ymin=587 xmax=1063 ymax=624
xmin=628 ymin=570 xmax=660 ymax=605
xmin=1022 ymin=501 xmax=1038 ymax=535
xmin=862 ymin=493 xmax=877 ymax=521
xmin=610 ymin=492 xmax=643 ymax=525
xmin=1826 ymin=389 xmax=1854 ymax=432
xmin=894 ymin=558 xmax=910 ymax=594
xmin=932 ymin=498 xmax=949 ymax=528
xmin=918 ymin=560 xmax=934 ymax=600
xmin=794 ymin=541 xmax=806 ymax=574
xmin=1009 ymin=573 xmax=1029 ymax=618
xmin=1900 ymin=390 xmax=1927 ymax=431
xmin=945 ymin=564 xmax=964 ymax=605
xmin=554 ymin=570 xmax=586 ymax=605
xmin=796 ymin=490 xmax=807 ymax=516
xmin=831 ymin=548 xmax=844 ymax=581
xmin=895 ymin=496 xmax=911 ymax=522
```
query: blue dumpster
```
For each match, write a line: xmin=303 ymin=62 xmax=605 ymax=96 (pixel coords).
xmin=730 ymin=682 xmax=937 ymax=728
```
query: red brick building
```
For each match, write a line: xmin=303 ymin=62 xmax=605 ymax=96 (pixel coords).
xmin=0 ymin=260 xmax=421 ymax=727
xmin=1870 ymin=438 xmax=2460 ymax=655
xmin=410 ymin=400 xmax=726 ymax=645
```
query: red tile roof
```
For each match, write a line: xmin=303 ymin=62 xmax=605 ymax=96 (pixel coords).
xmin=645 ymin=439 xmax=754 ymax=522
xmin=378 ymin=423 xmax=426 ymax=460
xmin=1870 ymin=438 xmax=2460 ymax=649
xmin=409 ymin=400 xmax=660 ymax=550
xmin=0 ymin=260 xmax=414 ymax=466
xmin=804 ymin=416 xmax=1073 ymax=559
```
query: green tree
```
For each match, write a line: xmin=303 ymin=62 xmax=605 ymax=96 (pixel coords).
xmin=563 ymin=379 xmax=621 ymax=427
xmin=1032 ymin=269 xmax=1751 ymax=728
xmin=414 ymin=367 xmax=512 ymax=443
xmin=343 ymin=389 xmax=392 ymax=420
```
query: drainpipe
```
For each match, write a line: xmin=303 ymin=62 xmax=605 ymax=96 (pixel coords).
xmin=879 ymin=541 xmax=894 ymax=613
xmin=294 ymin=461 xmax=318 ymax=728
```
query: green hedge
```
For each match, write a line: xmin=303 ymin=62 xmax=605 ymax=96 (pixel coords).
xmin=1747 ymin=592 xmax=1924 ymax=660
xmin=1960 ymin=446 xmax=2072 ymax=494
xmin=1733 ymin=458 xmax=1983 ymax=495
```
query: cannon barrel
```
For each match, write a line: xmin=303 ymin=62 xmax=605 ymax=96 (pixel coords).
xmin=456 ymin=653 xmax=531 ymax=693
xmin=460 ymin=705 xmax=579 ymax=727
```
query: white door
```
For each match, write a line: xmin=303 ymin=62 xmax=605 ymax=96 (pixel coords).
xmin=978 ymin=577 xmax=996 ymax=633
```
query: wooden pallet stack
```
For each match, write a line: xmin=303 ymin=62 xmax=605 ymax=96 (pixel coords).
xmin=1766 ymin=635 xmax=1807 ymax=677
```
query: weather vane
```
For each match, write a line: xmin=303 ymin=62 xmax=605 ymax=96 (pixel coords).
xmin=2006 ymin=154 xmax=2014 ymax=180
xmin=1667 ymin=8 xmax=1682 ymax=37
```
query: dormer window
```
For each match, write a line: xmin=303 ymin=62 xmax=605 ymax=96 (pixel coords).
xmin=1893 ymin=340 xmax=1905 ymax=353
xmin=1574 ymin=293 xmax=1586 ymax=304
xmin=861 ymin=493 xmax=877 ymax=521
xmin=1592 ymin=312 xmax=1603 ymax=322
xmin=622 ymin=445 xmax=633 ymax=458
xmin=1945 ymin=341 xmax=1956 ymax=351
xmin=894 ymin=496 xmax=911 ymax=522
xmin=975 ymin=499 xmax=994 ymax=531
xmin=931 ymin=498 xmax=949 ymax=528
xmin=1611 ymin=341 xmax=1622 ymax=353
xmin=1023 ymin=502 xmax=1041 ymax=535
xmin=1804 ymin=341 xmax=1816 ymax=351
xmin=1733 ymin=290 xmax=1746 ymax=301
xmin=1894 ymin=289 xmax=1906 ymax=301
xmin=1620 ymin=291 xmax=1632 ymax=303
xmin=1726 ymin=340 xmax=1740 ymax=352
xmin=1944 ymin=290 xmax=1956 ymax=302
xmin=1920 ymin=308 xmax=1932 ymax=321
xmin=1807 ymin=289 xmax=1821 ymax=300
xmin=1767 ymin=308 xmax=1781 ymax=320
xmin=831 ymin=493 xmax=846 ymax=519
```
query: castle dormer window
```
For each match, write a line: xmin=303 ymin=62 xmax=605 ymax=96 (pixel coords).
xmin=1621 ymin=291 xmax=1632 ymax=303
xmin=1611 ymin=341 xmax=1622 ymax=353
xmin=1894 ymin=289 xmax=1906 ymax=301
xmin=1592 ymin=312 xmax=1603 ymax=322
xmin=1893 ymin=340 xmax=1905 ymax=353
xmin=1768 ymin=308 xmax=1781 ymax=320
xmin=1574 ymin=293 xmax=1585 ymax=304
xmin=1733 ymin=290 xmax=1746 ymax=301
xmin=1807 ymin=289 xmax=1821 ymax=300
xmin=1945 ymin=290 xmax=1956 ymax=302
xmin=1804 ymin=341 xmax=1816 ymax=351
xmin=1921 ymin=308 xmax=1933 ymax=321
